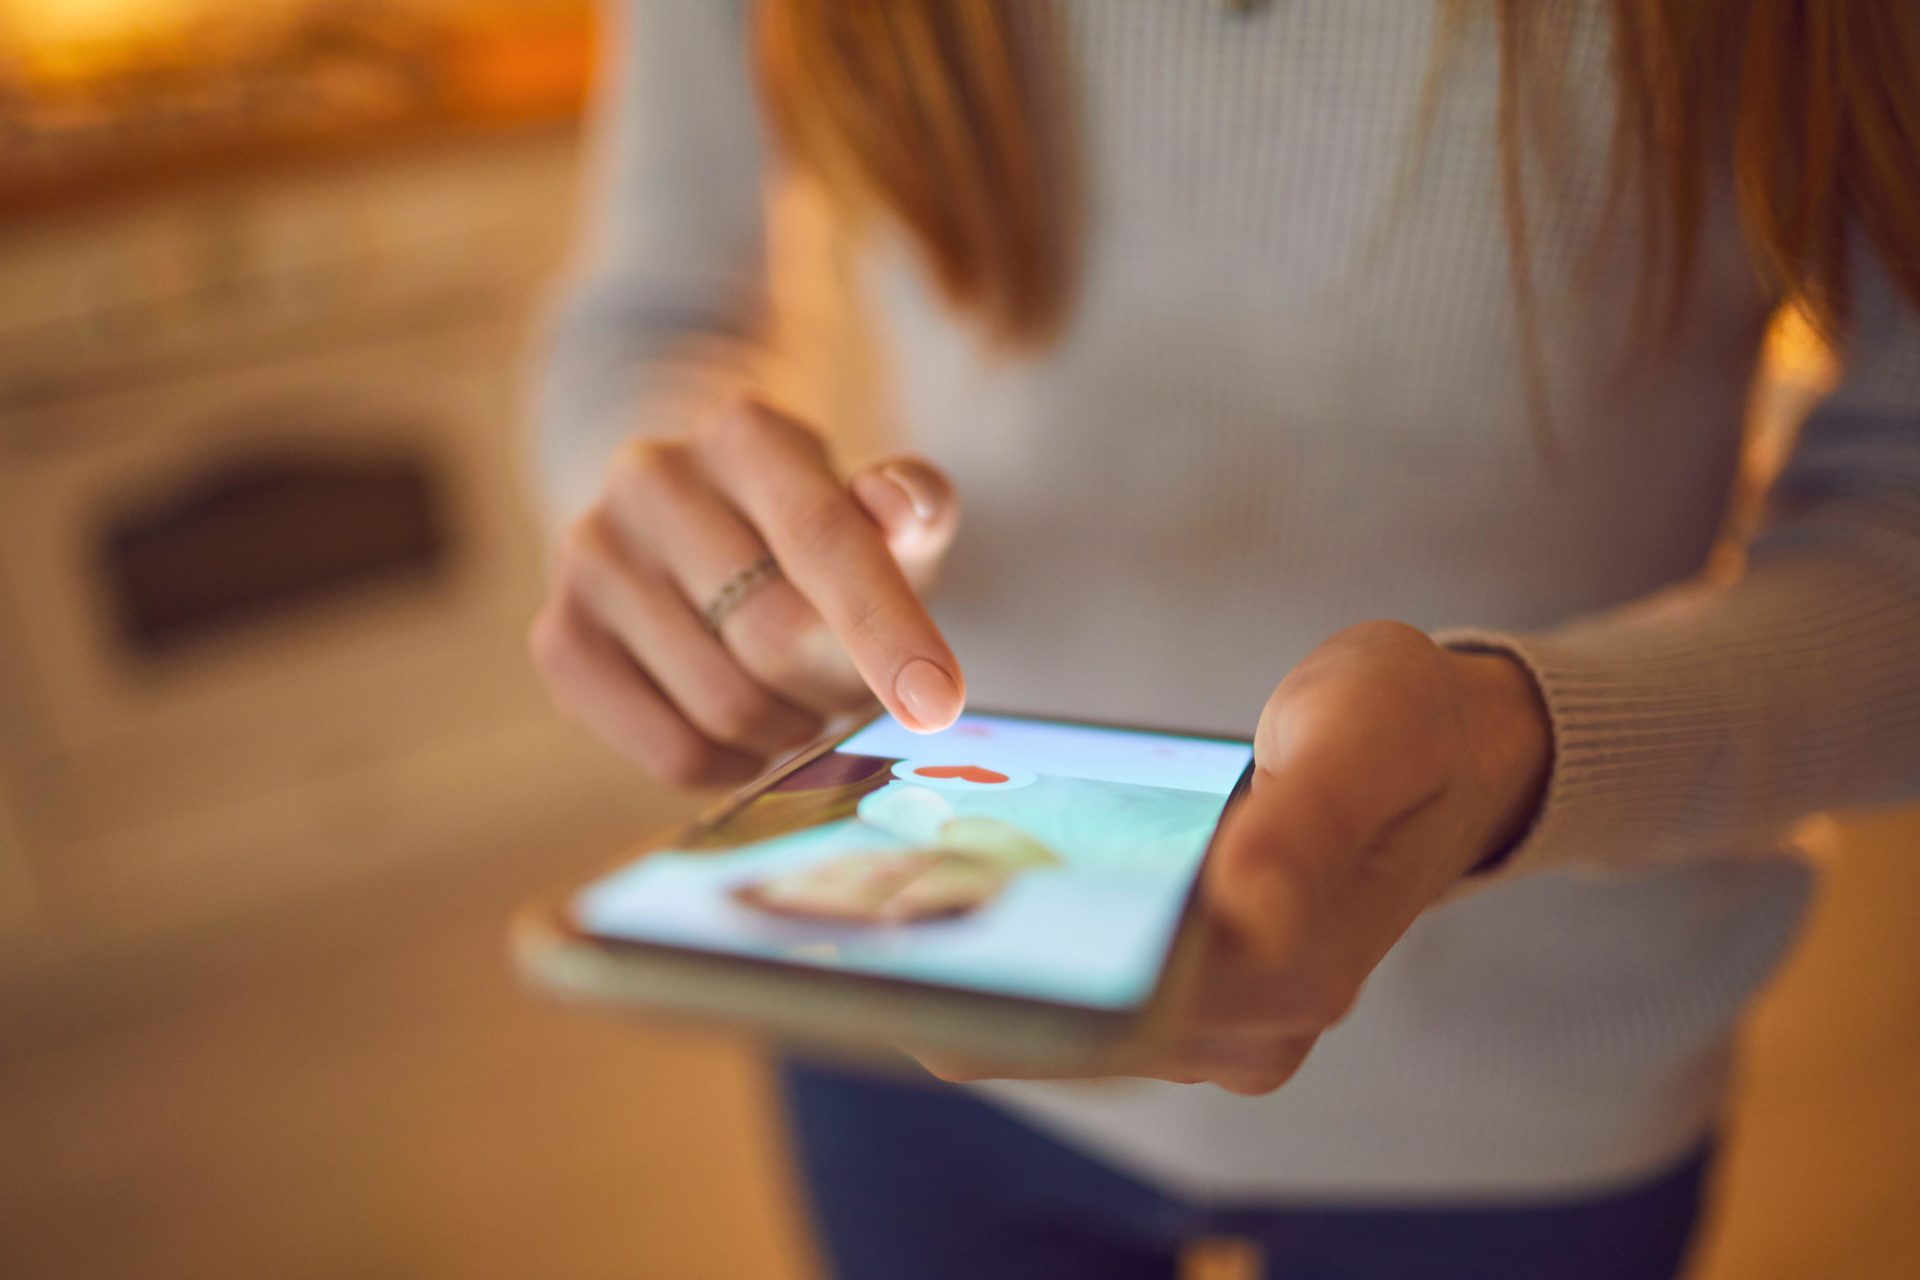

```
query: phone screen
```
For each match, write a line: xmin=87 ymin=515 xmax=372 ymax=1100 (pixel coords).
xmin=573 ymin=712 xmax=1255 ymax=1011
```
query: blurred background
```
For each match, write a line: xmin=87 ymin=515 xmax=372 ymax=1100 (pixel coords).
xmin=0 ymin=3 xmax=1914 ymax=1278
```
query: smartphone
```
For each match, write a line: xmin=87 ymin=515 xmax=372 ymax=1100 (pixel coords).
xmin=513 ymin=709 xmax=1255 ymax=1068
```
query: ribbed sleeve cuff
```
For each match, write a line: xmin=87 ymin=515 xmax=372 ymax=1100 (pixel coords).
xmin=1433 ymin=626 xmax=1742 ymax=877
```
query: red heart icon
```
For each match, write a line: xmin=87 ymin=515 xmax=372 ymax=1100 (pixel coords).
xmin=912 ymin=764 xmax=1010 ymax=785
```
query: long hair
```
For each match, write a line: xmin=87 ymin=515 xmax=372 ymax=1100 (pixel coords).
xmin=756 ymin=0 xmax=1920 ymax=359
xmin=755 ymin=0 xmax=1076 ymax=348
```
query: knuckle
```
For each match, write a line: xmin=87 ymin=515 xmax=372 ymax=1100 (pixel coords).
xmin=526 ymin=606 xmax=571 ymax=675
xmin=645 ymin=731 xmax=721 ymax=788
xmin=607 ymin=437 xmax=689 ymax=499
xmin=541 ymin=667 xmax=594 ymax=726
xmin=834 ymin=587 xmax=889 ymax=649
xmin=780 ymin=488 xmax=861 ymax=561
xmin=1335 ymin=618 xmax=1433 ymax=653
xmin=751 ymin=401 xmax=825 ymax=454
xmin=700 ymin=401 xmax=790 ymax=462
xmin=650 ymin=755 xmax=703 ymax=788
xmin=700 ymin=681 xmax=777 ymax=747
xmin=553 ymin=514 xmax=612 ymax=584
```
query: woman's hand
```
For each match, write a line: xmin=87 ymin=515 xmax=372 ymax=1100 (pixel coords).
xmin=530 ymin=399 xmax=965 ymax=786
xmin=921 ymin=621 xmax=1552 ymax=1095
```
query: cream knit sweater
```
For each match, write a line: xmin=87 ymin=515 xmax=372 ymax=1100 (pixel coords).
xmin=535 ymin=0 xmax=1920 ymax=1200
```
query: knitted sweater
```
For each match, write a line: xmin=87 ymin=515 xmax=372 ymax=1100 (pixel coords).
xmin=535 ymin=0 xmax=1920 ymax=1199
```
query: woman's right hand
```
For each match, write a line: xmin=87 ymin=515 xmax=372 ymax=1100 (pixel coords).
xmin=530 ymin=400 xmax=966 ymax=787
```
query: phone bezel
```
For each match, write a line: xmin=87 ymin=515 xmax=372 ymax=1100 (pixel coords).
xmin=516 ymin=707 xmax=1255 ymax=1043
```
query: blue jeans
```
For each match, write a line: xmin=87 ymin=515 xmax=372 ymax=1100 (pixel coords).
xmin=781 ymin=1059 xmax=1710 ymax=1280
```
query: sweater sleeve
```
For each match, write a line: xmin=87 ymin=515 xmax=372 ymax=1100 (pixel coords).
xmin=532 ymin=0 xmax=768 ymax=519
xmin=1439 ymin=246 xmax=1920 ymax=874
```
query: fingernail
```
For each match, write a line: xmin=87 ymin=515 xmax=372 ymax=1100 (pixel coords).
xmin=894 ymin=658 xmax=961 ymax=732
xmin=879 ymin=463 xmax=937 ymax=523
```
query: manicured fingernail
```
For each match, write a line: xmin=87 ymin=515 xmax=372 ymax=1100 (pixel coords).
xmin=894 ymin=658 xmax=960 ymax=731
xmin=879 ymin=463 xmax=937 ymax=523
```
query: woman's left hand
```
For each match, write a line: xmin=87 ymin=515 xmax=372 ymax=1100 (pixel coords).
xmin=918 ymin=620 xmax=1552 ymax=1095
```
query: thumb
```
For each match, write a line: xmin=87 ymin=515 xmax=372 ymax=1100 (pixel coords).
xmin=848 ymin=456 xmax=960 ymax=586
xmin=1202 ymin=774 xmax=1325 ymax=965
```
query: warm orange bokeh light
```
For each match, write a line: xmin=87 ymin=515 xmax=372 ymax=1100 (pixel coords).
xmin=0 ymin=1 xmax=238 ymax=80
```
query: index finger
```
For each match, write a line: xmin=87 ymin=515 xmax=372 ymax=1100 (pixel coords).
xmin=696 ymin=402 xmax=965 ymax=731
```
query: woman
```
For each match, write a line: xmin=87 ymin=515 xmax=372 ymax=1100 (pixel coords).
xmin=530 ymin=3 xmax=1920 ymax=1276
